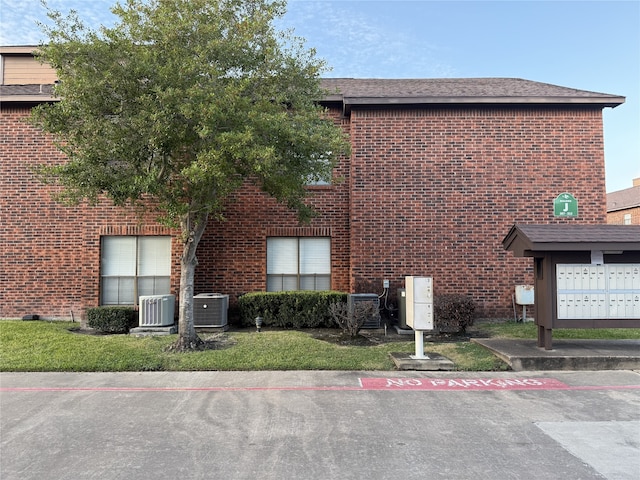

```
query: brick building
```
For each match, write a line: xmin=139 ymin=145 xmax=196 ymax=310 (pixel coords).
xmin=1 ymin=46 xmax=625 ymax=321
xmin=607 ymin=178 xmax=640 ymax=225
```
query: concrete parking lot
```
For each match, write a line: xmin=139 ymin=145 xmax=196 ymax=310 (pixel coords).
xmin=1 ymin=370 xmax=639 ymax=479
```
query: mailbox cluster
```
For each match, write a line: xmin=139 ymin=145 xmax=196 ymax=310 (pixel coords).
xmin=405 ymin=276 xmax=434 ymax=330
xmin=556 ymin=264 xmax=640 ymax=319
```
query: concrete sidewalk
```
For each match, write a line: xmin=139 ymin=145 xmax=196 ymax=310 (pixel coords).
xmin=472 ymin=338 xmax=640 ymax=371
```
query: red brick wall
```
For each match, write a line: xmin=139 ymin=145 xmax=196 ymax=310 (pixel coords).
xmin=1 ymin=104 xmax=607 ymax=320
xmin=1 ymin=107 xmax=181 ymax=320
xmin=346 ymin=106 xmax=606 ymax=316
xmin=194 ymin=109 xmax=352 ymax=299
xmin=607 ymin=207 xmax=640 ymax=225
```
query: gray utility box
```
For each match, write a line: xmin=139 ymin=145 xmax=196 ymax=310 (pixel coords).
xmin=347 ymin=293 xmax=381 ymax=329
xmin=397 ymin=288 xmax=407 ymax=328
xmin=193 ymin=293 xmax=229 ymax=327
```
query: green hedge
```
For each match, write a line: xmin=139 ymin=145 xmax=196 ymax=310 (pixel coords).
xmin=238 ymin=291 xmax=348 ymax=328
xmin=434 ymin=294 xmax=476 ymax=334
xmin=87 ymin=307 xmax=137 ymax=334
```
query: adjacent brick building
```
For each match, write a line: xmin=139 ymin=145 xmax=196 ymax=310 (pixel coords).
xmin=1 ymin=46 xmax=625 ymax=321
xmin=607 ymin=178 xmax=640 ymax=225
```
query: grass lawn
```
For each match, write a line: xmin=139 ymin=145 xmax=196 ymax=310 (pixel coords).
xmin=1 ymin=320 xmax=638 ymax=372
xmin=476 ymin=321 xmax=640 ymax=340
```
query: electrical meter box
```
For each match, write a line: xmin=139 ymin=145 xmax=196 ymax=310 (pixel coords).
xmin=405 ymin=276 xmax=434 ymax=330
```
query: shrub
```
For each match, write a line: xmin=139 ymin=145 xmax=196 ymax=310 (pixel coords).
xmin=434 ymin=294 xmax=476 ymax=334
xmin=87 ymin=307 xmax=137 ymax=334
xmin=329 ymin=301 xmax=379 ymax=337
xmin=238 ymin=291 xmax=347 ymax=328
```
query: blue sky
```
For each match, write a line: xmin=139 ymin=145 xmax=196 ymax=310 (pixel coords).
xmin=1 ymin=0 xmax=638 ymax=193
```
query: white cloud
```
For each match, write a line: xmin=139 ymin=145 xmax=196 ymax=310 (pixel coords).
xmin=283 ymin=1 xmax=457 ymax=78
xmin=0 ymin=0 xmax=116 ymax=45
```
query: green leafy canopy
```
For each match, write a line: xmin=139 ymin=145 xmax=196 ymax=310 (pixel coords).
xmin=31 ymin=0 xmax=350 ymax=226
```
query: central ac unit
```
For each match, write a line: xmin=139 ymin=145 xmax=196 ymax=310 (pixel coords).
xmin=139 ymin=294 xmax=175 ymax=327
xmin=347 ymin=293 xmax=381 ymax=329
xmin=194 ymin=293 xmax=229 ymax=327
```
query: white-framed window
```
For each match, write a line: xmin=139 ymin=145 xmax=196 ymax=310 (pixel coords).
xmin=100 ymin=236 xmax=171 ymax=305
xmin=267 ymin=237 xmax=331 ymax=291
xmin=623 ymin=213 xmax=632 ymax=225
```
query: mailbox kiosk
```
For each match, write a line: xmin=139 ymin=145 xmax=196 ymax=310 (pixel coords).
xmin=503 ymin=224 xmax=640 ymax=349
xmin=405 ymin=276 xmax=434 ymax=359
xmin=405 ymin=276 xmax=434 ymax=331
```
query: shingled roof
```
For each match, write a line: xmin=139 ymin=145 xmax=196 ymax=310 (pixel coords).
xmin=503 ymin=223 xmax=640 ymax=257
xmin=607 ymin=183 xmax=640 ymax=212
xmin=2 ymin=68 xmax=625 ymax=109
xmin=321 ymin=78 xmax=624 ymax=113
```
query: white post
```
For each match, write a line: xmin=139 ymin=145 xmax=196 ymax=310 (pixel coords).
xmin=412 ymin=330 xmax=428 ymax=359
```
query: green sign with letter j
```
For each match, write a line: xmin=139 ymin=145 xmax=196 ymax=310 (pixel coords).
xmin=554 ymin=192 xmax=578 ymax=217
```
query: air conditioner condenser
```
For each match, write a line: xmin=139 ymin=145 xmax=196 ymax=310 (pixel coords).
xmin=139 ymin=294 xmax=175 ymax=327
xmin=194 ymin=293 xmax=229 ymax=327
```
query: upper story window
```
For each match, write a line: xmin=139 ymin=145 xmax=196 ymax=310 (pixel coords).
xmin=306 ymin=154 xmax=333 ymax=186
xmin=267 ymin=237 xmax=331 ymax=291
xmin=623 ymin=213 xmax=632 ymax=225
xmin=100 ymin=236 xmax=171 ymax=305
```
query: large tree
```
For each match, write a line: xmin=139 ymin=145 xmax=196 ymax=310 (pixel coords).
xmin=31 ymin=0 xmax=350 ymax=350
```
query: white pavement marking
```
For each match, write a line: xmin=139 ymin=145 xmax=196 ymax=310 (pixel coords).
xmin=535 ymin=421 xmax=640 ymax=480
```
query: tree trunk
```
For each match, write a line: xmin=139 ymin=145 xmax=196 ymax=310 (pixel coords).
xmin=172 ymin=210 xmax=209 ymax=351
